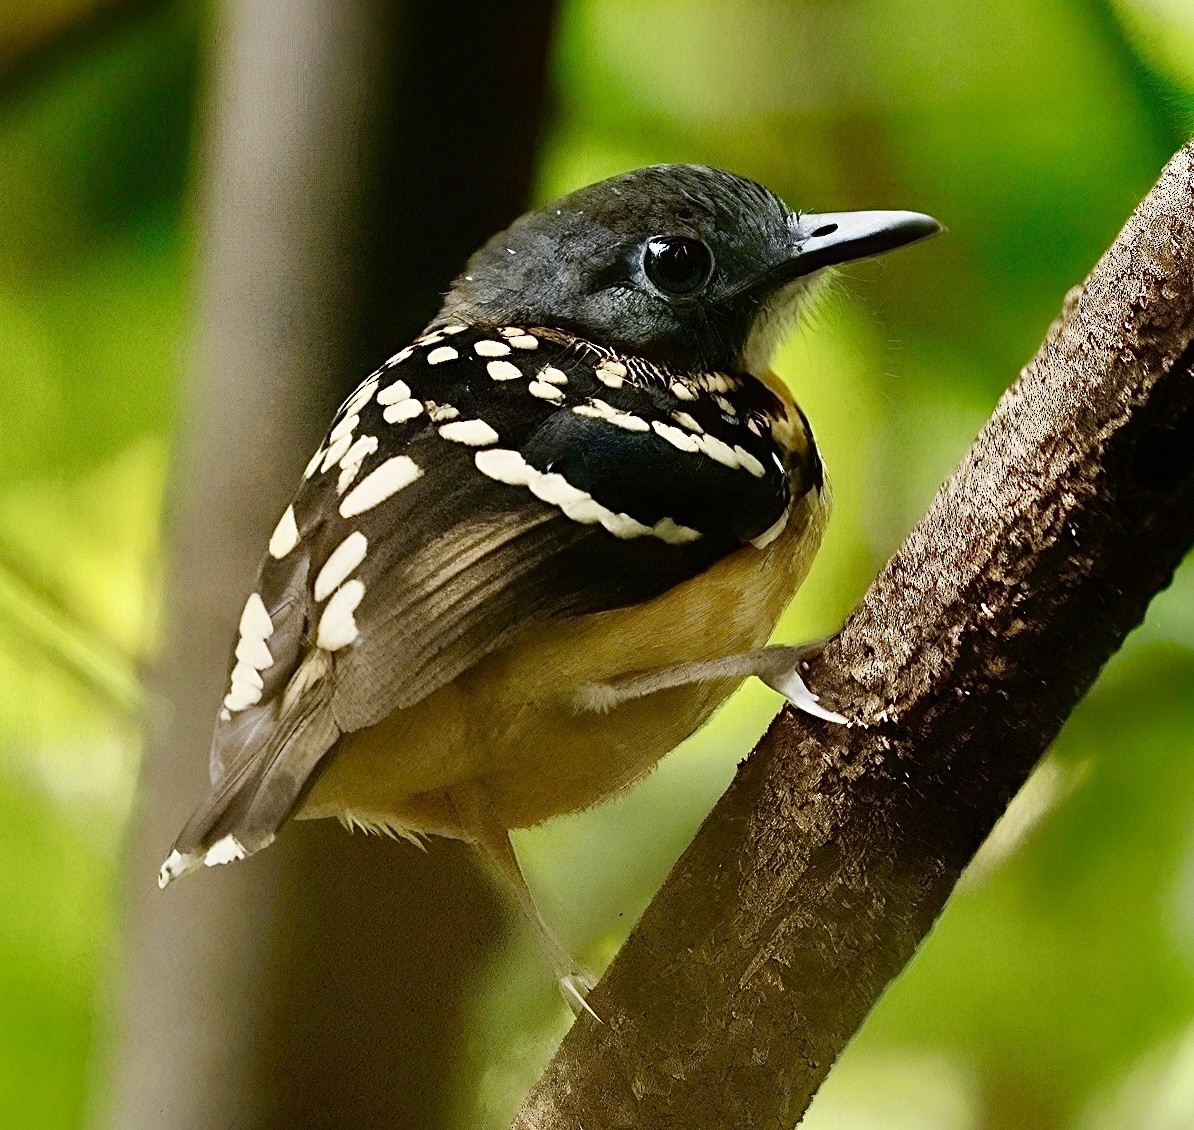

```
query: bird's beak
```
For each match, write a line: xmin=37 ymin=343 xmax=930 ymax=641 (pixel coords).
xmin=775 ymin=209 xmax=942 ymax=280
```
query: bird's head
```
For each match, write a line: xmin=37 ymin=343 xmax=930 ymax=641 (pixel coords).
xmin=435 ymin=164 xmax=940 ymax=374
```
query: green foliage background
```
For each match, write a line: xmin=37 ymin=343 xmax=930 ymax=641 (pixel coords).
xmin=1 ymin=1 xmax=1193 ymax=1127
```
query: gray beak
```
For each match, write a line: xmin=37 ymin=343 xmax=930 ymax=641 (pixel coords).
xmin=781 ymin=209 xmax=942 ymax=278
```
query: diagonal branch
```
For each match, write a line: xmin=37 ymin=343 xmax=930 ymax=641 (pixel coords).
xmin=513 ymin=140 xmax=1194 ymax=1129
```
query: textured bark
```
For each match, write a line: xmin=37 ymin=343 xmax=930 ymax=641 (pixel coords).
xmin=514 ymin=143 xmax=1194 ymax=1130
xmin=98 ymin=2 xmax=555 ymax=1128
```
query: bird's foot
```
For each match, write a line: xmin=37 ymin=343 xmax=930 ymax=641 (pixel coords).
xmin=575 ymin=642 xmax=847 ymax=724
xmin=764 ymin=665 xmax=847 ymax=724
xmin=558 ymin=967 xmax=602 ymax=1023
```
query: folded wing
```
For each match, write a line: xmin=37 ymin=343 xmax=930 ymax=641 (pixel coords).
xmin=160 ymin=326 xmax=801 ymax=884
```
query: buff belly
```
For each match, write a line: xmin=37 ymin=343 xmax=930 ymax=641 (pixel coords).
xmin=299 ymin=485 xmax=829 ymax=837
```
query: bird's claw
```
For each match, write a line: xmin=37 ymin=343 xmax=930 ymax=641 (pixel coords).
xmin=763 ymin=661 xmax=848 ymax=724
xmin=559 ymin=969 xmax=602 ymax=1023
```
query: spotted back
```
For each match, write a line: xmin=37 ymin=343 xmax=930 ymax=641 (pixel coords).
xmin=162 ymin=322 xmax=818 ymax=881
xmin=281 ymin=323 xmax=803 ymax=706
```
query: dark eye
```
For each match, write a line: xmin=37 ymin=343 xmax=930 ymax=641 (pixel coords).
xmin=642 ymin=236 xmax=714 ymax=297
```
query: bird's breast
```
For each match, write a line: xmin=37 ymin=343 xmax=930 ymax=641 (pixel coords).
xmin=301 ymin=474 xmax=829 ymax=835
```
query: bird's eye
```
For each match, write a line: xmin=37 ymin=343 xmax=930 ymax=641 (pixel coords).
xmin=642 ymin=236 xmax=714 ymax=297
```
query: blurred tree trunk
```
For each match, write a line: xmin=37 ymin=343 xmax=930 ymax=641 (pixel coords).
xmin=95 ymin=1 xmax=555 ymax=1127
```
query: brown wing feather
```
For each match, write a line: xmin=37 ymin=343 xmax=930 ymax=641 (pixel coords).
xmin=161 ymin=326 xmax=801 ymax=883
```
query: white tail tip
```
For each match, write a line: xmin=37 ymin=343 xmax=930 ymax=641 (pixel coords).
xmin=157 ymin=832 xmax=270 ymax=889
xmin=158 ymin=848 xmax=198 ymax=889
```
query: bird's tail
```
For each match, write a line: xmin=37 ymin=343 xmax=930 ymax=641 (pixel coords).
xmin=158 ymin=654 xmax=339 ymax=888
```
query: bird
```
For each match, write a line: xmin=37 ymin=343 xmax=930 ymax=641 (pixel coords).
xmin=158 ymin=164 xmax=939 ymax=1011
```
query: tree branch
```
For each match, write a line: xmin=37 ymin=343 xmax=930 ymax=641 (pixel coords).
xmin=513 ymin=141 xmax=1194 ymax=1129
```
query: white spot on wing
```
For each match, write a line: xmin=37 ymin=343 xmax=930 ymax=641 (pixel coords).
xmin=573 ymin=400 xmax=649 ymax=432
xmin=329 ymin=413 xmax=359 ymax=444
xmin=314 ymin=530 xmax=368 ymax=602
xmin=340 ymin=456 xmax=423 ymax=517
xmin=696 ymin=433 xmax=740 ymax=469
xmin=341 ymin=377 xmax=379 ymax=418
xmin=611 ymin=414 xmax=650 ymax=433
xmin=224 ymin=665 xmax=263 ymax=711
xmin=341 ymin=434 xmax=380 ymax=464
xmin=530 ymin=471 xmax=614 ymax=529
xmin=600 ymin=511 xmax=651 ymax=538
xmin=529 ymin=472 xmax=589 ymax=509
xmin=596 ymin=359 xmax=627 ymax=388
xmin=377 ymin=379 xmax=412 ymax=405
xmin=734 ymin=445 xmax=766 ymax=477
xmin=652 ymin=517 xmax=701 ymax=545
xmin=474 ymin=448 xmax=536 ymax=486
xmin=558 ymin=494 xmax=609 ymax=524
xmin=317 ymin=578 xmax=365 ymax=650
xmin=474 ymin=339 xmax=511 ymax=357
xmin=235 ymin=633 xmax=272 ymax=671
xmin=427 ymin=345 xmax=458 ymax=365
xmin=320 ymin=433 xmax=353 ymax=472
xmin=204 ymin=834 xmax=247 ymax=867
xmin=652 ymin=420 xmax=700 ymax=453
xmin=383 ymin=399 xmax=423 ymax=424
xmin=268 ymin=505 xmax=299 ymax=558
xmin=439 ymin=419 xmax=499 ymax=446
xmin=230 ymin=660 xmax=264 ymax=692
xmin=341 ymin=434 xmax=380 ymax=466
xmin=539 ymin=366 xmax=567 ymax=385
xmin=158 ymin=849 xmax=190 ymax=888
xmin=224 ymin=594 xmax=275 ymax=713
xmin=239 ymin=593 xmax=273 ymax=644
xmin=700 ymin=372 xmax=736 ymax=393
xmin=304 ymin=448 xmax=324 ymax=479
xmin=507 ymin=334 xmax=539 ymax=350
xmin=474 ymin=449 xmax=702 ymax=544
xmin=223 ymin=682 xmax=262 ymax=712
xmin=487 ymin=359 xmax=522 ymax=381
xmin=528 ymin=380 xmax=564 ymax=401
xmin=336 ymin=434 xmax=380 ymax=493
xmin=670 ymin=380 xmax=697 ymax=401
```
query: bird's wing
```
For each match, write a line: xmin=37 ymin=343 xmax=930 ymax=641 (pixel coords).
xmin=161 ymin=325 xmax=811 ymax=882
